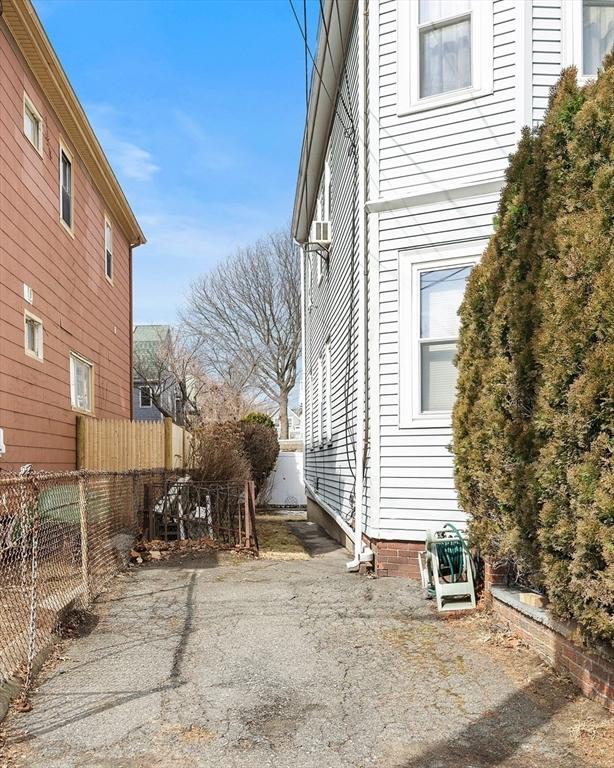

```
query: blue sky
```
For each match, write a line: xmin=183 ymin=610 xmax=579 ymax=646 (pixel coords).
xmin=34 ymin=0 xmax=319 ymax=324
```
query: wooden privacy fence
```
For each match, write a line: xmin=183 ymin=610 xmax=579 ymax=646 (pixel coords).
xmin=77 ymin=416 xmax=193 ymax=471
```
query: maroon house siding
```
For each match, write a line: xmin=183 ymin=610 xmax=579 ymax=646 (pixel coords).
xmin=0 ymin=17 xmax=135 ymax=471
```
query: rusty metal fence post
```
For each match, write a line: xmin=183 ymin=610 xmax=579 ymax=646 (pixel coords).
xmin=78 ymin=474 xmax=91 ymax=607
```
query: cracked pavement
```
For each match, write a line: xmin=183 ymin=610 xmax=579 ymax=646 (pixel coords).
xmin=2 ymin=519 xmax=611 ymax=768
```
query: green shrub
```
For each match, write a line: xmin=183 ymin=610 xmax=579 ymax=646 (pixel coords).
xmin=241 ymin=412 xmax=275 ymax=429
xmin=240 ymin=422 xmax=279 ymax=492
xmin=453 ymin=62 xmax=614 ymax=642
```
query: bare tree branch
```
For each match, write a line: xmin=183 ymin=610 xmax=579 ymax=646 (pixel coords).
xmin=183 ymin=230 xmax=301 ymax=438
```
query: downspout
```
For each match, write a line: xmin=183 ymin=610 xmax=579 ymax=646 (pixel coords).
xmin=347 ymin=0 xmax=372 ymax=572
xmin=129 ymin=243 xmax=135 ymax=421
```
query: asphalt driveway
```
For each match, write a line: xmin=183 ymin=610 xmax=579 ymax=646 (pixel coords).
xmin=1 ymin=518 xmax=611 ymax=768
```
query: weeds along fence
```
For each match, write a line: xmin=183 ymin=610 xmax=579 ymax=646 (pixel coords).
xmin=0 ymin=469 xmax=257 ymax=709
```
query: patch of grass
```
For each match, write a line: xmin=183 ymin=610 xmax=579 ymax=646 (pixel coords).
xmin=255 ymin=517 xmax=309 ymax=561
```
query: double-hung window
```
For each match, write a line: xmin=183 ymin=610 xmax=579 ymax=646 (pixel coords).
xmin=398 ymin=0 xmax=493 ymax=113
xmin=70 ymin=353 xmax=93 ymax=413
xmin=104 ymin=217 xmax=113 ymax=281
xmin=564 ymin=1 xmax=614 ymax=79
xmin=60 ymin=144 xmax=73 ymax=232
xmin=24 ymin=311 xmax=43 ymax=361
xmin=23 ymin=95 xmax=43 ymax=154
xmin=583 ymin=1 xmax=614 ymax=74
xmin=399 ymin=243 xmax=481 ymax=428
xmin=139 ymin=385 xmax=152 ymax=408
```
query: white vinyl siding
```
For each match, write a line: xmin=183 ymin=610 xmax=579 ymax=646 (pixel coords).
xmin=303 ymin=8 xmax=362 ymax=530
xmin=534 ymin=1 xmax=563 ymax=126
xmin=388 ymin=0 xmax=515 ymax=195
xmin=302 ymin=1 xmax=571 ymax=545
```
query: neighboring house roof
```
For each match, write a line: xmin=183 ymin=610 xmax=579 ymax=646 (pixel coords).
xmin=292 ymin=0 xmax=356 ymax=243
xmin=2 ymin=0 xmax=145 ymax=247
xmin=270 ymin=405 xmax=303 ymax=422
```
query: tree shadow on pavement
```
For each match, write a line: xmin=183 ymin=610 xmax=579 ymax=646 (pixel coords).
xmin=398 ymin=671 xmax=577 ymax=768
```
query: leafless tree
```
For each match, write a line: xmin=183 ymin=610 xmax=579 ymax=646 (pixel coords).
xmin=134 ymin=325 xmax=262 ymax=426
xmin=133 ymin=326 xmax=207 ymax=426
xmin=184 ymin=230 xmax=301 ymax=438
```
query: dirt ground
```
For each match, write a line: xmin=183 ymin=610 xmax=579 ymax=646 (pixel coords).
xmin=1 ymin=516 xmax=612 ymax=768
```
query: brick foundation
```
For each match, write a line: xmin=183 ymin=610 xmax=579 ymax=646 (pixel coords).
xmin=490 ymin=587 xmax=614 ymax=714
xmin=368 ymin=539 xmax=423 ymax=579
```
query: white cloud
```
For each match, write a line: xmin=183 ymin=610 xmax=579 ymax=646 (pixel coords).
xmin=87 ymin=103 xmax=159 ymax=183
xmin=111 ymin=140 xmax=159 ymax=181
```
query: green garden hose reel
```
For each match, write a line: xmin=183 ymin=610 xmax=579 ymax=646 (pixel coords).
xmin=418 ymin=524 xmax=477 ymax=612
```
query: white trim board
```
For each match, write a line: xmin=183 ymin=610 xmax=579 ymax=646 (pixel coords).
xmin=366 ymin=177 xmax=504 ymax=213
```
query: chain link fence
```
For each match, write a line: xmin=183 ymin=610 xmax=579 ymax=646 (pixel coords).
xmin=0 ymin=470 xmax=258 ymax=711
xmin=0 ymin=469 xmax=167 ymax=708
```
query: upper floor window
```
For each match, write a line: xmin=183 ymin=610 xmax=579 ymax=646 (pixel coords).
xmin=419 ymin=1 xmax=471 ymax=98
xmin=23 ymin=94 xmax=43 ymax=154
xmin=139 ymin=385 xmax=152 ymax=408
xmin=104 ymin=217 xmax=113 ymax=281
xmin=397 ymin=0 xmax=493 ymax=114
xmin=70 ymin=352 xmax=93 ymax=413
xmin=60 ymin=144 xmax=73 ymax=232
xmin=583 ymin=1 xmax=614 ymax=75
xmin=24 ymin=311 xmax=43 ymax=361
xmin=563 ymin=0 xmax=614 ymax=80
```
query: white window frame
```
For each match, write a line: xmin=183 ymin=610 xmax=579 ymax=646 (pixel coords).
xmin=59 ymin=141 xmax=74 ymax=236
xmin=397 ymin=0 xmax=493 ymax=115
xmin=24 ymin=310 xmax=43 ymax=361
xmin=69 ymin=352 xmax=93 ymax=413
xmin=399 ymin=241 xmax=483 ymax=429
xmin=23 ymin=93 xmax=43 ymax=156
xmin=562 ymin=0 xmax=614 ymax=83
xmin=139 ymin=385 xmax=153 ymax=408
xmin=104 ymin=215 xmax=113 ymax=282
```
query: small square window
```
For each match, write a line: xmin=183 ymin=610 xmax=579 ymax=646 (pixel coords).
xmin=104 ymin=218 xmax=113 ymax=281
xmin=60 ymin=146 xmax=73 ymax=231
xmin=70 ymin=353 xmax=93 ymax=412
xmin=23 ymin=96 xmax=43 ymax=154
xmin=24 ymin=312 xmax=43 ymax=361
xmin=139 ymin=386 xmax=152 ymax=408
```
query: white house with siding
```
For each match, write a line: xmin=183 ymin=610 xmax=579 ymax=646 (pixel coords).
xmin=293 ymin=0 xmax=613 ymax=577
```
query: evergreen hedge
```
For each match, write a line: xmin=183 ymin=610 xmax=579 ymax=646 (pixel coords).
xmin=453 ymin=60 xmax=614 ymax=643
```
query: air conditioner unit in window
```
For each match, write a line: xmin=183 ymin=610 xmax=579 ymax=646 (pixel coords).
xmin=311 ymin=220 xmax=331 ymax=247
